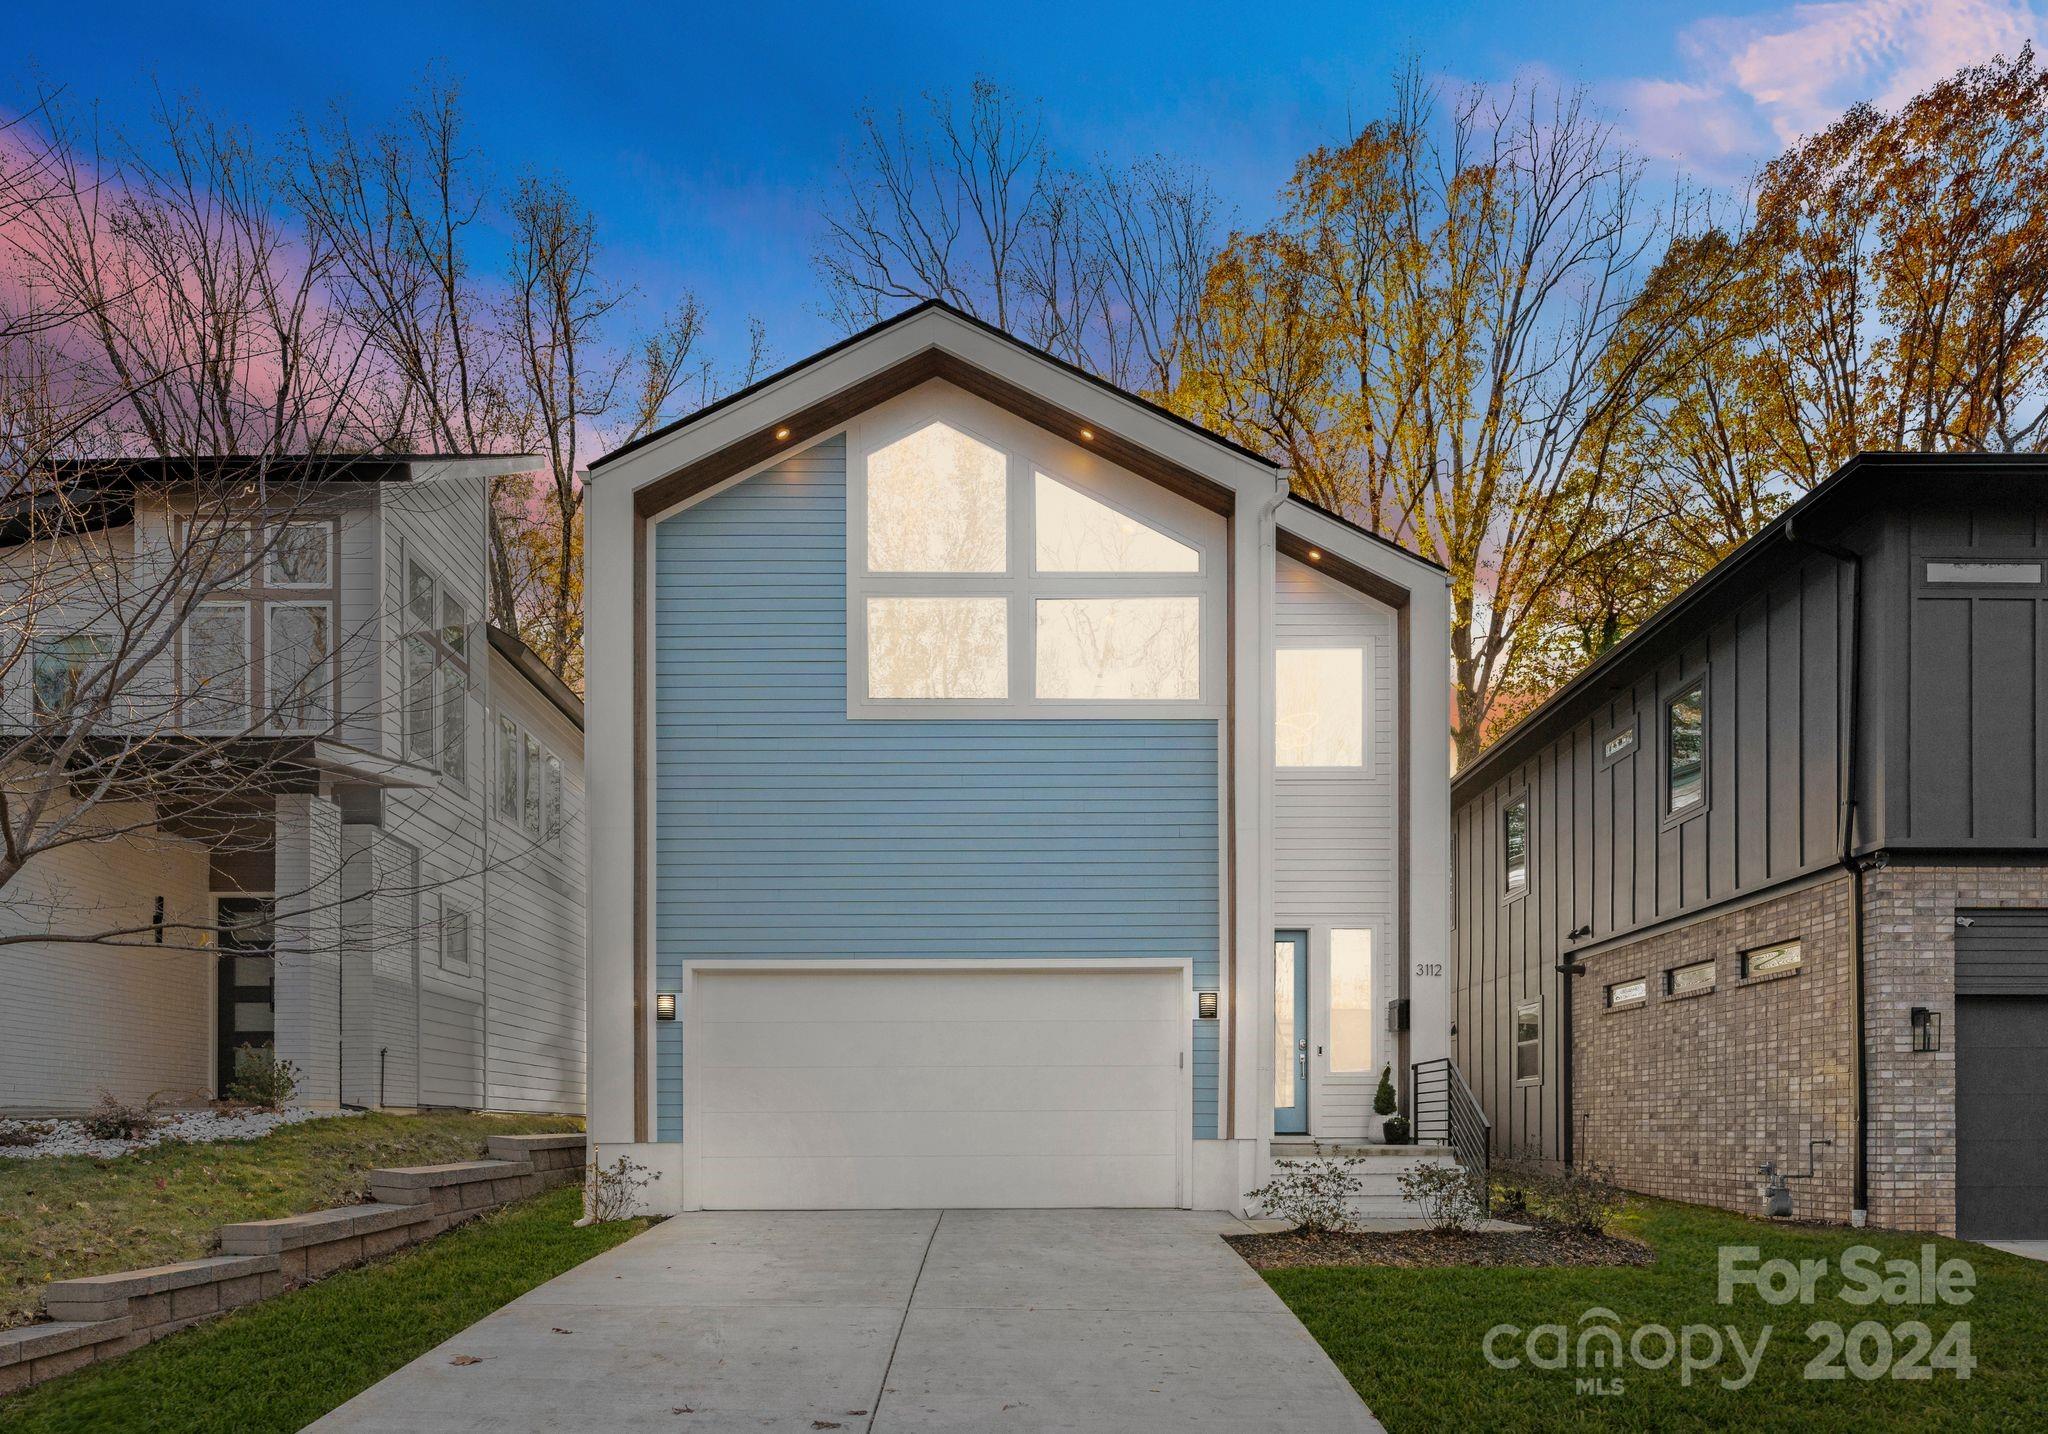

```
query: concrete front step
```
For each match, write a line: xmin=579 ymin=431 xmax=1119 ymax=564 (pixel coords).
xmin=1270 ymin=1140 xmax=1457 ymax=1160
xmin=219 ymin=1201 xmax=434 ymax=1256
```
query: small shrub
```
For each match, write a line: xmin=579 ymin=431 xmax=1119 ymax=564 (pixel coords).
xmin=1373 ymin=1065 xmax=1398 ymax=1117
xmin=0 ymin=1121 xmax=52 ymax=1148
xmin=1382 ymin=1114 xmax=1410 ymax=1144
xmin=1245 ymin=1158 xmax=1363 ymax=1234
xmin=225 ymin=1048 xmax=300 ymax=1110
xmin=82 ymin=1090 xmax=167 ymax=1141
xmin=587 ymin=1154 xmax=661 ymax=1222
xmin=1397 ymin=1160 xmax=1485 ymax=1232
xmin=1545 ymin=1158 xmax=1628 ymax=1234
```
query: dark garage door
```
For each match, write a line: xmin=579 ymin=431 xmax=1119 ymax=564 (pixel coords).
xmin=1956 ymin=911 xmax=2048 ymax=1239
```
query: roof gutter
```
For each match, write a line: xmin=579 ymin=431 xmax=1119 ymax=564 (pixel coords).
xmin=1784 ymin=511 xmax=1869 ymax=1225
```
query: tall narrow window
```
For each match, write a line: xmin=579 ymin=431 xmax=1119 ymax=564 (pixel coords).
xmin=404 ymin=636 xmax=437 ymax=762
xmin=266 ymin=603 xmax=331 ymax=730
xmin=1275 ymin=648 xmax=1365 ymax=767
xmin=440 ymin=667 xmax=468 ymax=787
xmin=32 ymin=633 xmax=112 ymax=718
xmin=184 ymin=603 xmax=250 ymax=730
xmin=1667 ymin=681 xmax=1705 ymax=815
xmin=1274 ymin=940 xmax=1296 ymax=1109
xmin=544 ymin=754 xmax=563 ymax=841
xmin=1515 ymin=1000 xmax=1542 ymax=1083
xmin=439 ymin=903 xmax=471 ymax=972
xmin=497 ymin=714 xmax=521 ymax=821
xmin=1503 ymin=795 xmax=1529 ymax=895
xmin=522 ymin=733 xmax=544 ymax=838
xmin=1329 ymin=929 xmax=1373 ymax=1072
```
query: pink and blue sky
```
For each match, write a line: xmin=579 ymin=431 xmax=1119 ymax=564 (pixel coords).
xmin=13 ymin=0 xmax=2042 ymax=375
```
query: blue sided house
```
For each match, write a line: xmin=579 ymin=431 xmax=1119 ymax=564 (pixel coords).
xmin=581 ymin=303 xmax=1454 ymax=1214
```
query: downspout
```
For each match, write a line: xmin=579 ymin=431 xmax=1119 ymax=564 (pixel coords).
xmin=1785 ymin=514 xmax=1868 ymax=1224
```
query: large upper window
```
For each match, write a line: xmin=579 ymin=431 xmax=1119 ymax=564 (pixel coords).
xmin=179 ymin=517 xmax=336 ymax=734
xmin=1275 ymin=648 xmax=1365 ymax=767
xmin=401 ymin=557 xmax=470 ymax=789
xmin=1667 ymin=680 xmax=1705 ymax=816
xmin=852 ymin=405 xmax=1217 ymax=715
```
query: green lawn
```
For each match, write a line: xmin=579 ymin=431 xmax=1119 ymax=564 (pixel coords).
xmin=0 ymin=1184 xmax=643 ymax=1434
xmin=0 ymin=1111 xmax=581 ymax=1329
xmin=1268 ymin=1198 xmax=2048 ymax=1431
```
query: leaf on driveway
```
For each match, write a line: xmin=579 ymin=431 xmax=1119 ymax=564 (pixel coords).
xmin=449 ymin=1355 xmax=484 ymax=1366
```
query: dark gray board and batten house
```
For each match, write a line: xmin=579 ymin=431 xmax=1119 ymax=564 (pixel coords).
xmin=1450 ymin=452 xmax=2048 ymax=1237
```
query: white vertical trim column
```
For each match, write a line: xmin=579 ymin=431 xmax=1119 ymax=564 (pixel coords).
xmin=274 ymin=791 xmax=343 ymax=1106
xmin=1406 ymin=573 xmax=1454 ymax=1066
xmin=583 ymin=476 xmax=639 ymax=1147
xmin=1231 ymin=481 xmax=1286 ymax=1179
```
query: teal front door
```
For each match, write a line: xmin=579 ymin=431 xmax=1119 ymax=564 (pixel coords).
xmin=1275 ymin=931 xmax=1308 ymax=1134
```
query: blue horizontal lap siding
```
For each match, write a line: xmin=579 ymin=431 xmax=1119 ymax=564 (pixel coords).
xmin=653 ymin=437 xmax=1221 ymax=1142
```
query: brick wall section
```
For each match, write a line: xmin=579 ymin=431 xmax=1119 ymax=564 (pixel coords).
xmin=1572 ymin=877 xmax=1857 ymax=1222
xmin=1857 ymin=862 xmax=2048 ymax=1235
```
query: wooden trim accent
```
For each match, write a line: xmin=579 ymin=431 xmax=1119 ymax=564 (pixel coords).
xmin=631 ymin=508 xmax=649 ymax=1143
xmin=1275 ymin=528 xmax=1412 ymax=611
xmin=631 ymin=348 xmax=1236 ymax=520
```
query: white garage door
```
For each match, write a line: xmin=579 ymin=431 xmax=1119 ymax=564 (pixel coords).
xmin=685 ymin=964 xmax=1185 ymax=1209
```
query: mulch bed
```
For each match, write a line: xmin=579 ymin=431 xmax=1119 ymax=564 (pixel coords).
xmin=1226 ymin=1222 xmax=1654 ymax=1270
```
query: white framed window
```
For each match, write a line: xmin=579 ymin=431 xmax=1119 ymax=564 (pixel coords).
xmin=522 ymin=732 xmax=543 ymax=838
xmin=31 ymin=632 xmax=113 ymax=718
xmin=398 ymin=554 xmax=470 ymax=789
xmin=266 ymin=522 xmax=332 ymax=588
xmin=1666 ymin=678 xmax=1705 ymax=817
xmin=1514 ymin=1000 xmax=1542 ymax=1083
xmin=184 ymin=601 xmax=251 ymax=731
xmin=1329 ymin=928 xmax=1374 ymax=1073
xmin=265 ymin=602 xmax=332 ymax=731
xmin=440 ymin=664 xmax=468 ymax=787
xmin=543 ymin=753 xmax=563 ymax=842
xmin=404 ymin=636 xmax=437 ymax=762
xmin=496 ymin=714 xmax=521 ymax=821
xmin=1276 ymin=647 xmax=1365 ymax=767
xmin=845 ymin=393 xmax=1222 ymax=719
xmin=439 ymin=902 xmax=470 ymax=972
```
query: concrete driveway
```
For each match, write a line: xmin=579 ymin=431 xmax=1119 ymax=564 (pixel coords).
xmin=311 ymin=1208 xmax=1380 ymax=1433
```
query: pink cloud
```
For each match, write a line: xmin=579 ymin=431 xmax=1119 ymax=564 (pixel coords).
xmin=1610 ymin=0 xmax=2041 ymax=177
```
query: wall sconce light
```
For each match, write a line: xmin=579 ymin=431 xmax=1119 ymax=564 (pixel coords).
xmin=655 ymin=992 xmax=678 ymax=1022
xmin=1197 ymin=991 xmax=1219 ymax=1019
xmin=1910 ymin=1006 xmax=1941 ymax=1052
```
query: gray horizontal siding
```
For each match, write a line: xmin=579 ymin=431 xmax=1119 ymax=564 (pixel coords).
xmin=653 ymin=437 xmax=1221 ymax=1141
xmin=1957 ymin=910 xmax=2048 ymax=995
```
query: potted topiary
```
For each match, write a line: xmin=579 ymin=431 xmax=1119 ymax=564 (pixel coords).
xmin=1383 ymin=1113 xmax=1411 ymax=1145
xmin=1371 ymin=1064 xmax=1399 ymax=1141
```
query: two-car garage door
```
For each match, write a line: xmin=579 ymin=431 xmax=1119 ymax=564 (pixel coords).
xmin=683 ymin=965 xmax=1185 ymax=1209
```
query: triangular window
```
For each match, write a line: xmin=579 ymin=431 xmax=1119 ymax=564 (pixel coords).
xmin=1034 ymin=473 xmax=1198 ymax=573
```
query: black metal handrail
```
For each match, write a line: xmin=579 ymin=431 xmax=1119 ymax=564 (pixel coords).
xmin=1409 ymin=1056 xmax=1492 ymax=1214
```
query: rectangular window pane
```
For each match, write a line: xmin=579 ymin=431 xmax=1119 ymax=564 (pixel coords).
xmin=1667 ymin=959 xmax=1716 ymax=996
xmin=1926 ymin=561 xmax=2041 ymax=584
xmin=268 ymin=604 xmax=331 ymax=730
xmin=1514 ymin=1001 xmax=1541 ymax=1081
xmin=1668 ymin=683 xmax=1704 ymax=813
xmin=441 ymin=590 xmax=470 ymax=658
xmin=1034 ymin=596 xmax=1199 ymax=701
xmin=440 ymin=662 xmax=467 ymax=787
xmin=1607 ymin=978 xmax=1648 ymax=1007
xmin=267 ymin=523 xmax=330 ymax=586
xmin=1274 ymin=941 xmax=1296 ymax=1108
xmin=1744 ymin=940 xmax=1803 ymax=977
xmin=1329 ymin=929 xmax=1373 ymax=1073
xmin=866 ymin=421 xmax=1007 ymax=573
xmin=1504 ymin=798 xmax=1528 ymax=892
xmin=1033 ymin=472 xmax=1198 ymax=573
xmin=185 ymin=603 xmax=249 ymax=730
xmin=441 ymin=907 xmax=470 ymax=970
xmin=407 ymin=560 xmax=436 ymax=628
xmin=1276 ymin=648 xmax=1364 ymax=766
xmin=497 ymin=715 xmax=520 ymax=821
xmin=232 ymin=956 xmax=273 ymax=986
xmin=544 ymin=754 xmax=563 ymax=839
xmin=404 ymin=637 xmax=437 ymax=762
xmin=523 ymin=734 xmax=543 ymax=837
xmin=866 ymin=596 xmax=1008 ymax=700
xmin=233 ymin=1001 xmax=275 ymax=1034
xmin=32 ymin=633 xmax=112 ymax=718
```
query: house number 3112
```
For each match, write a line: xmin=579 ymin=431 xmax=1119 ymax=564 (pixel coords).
xmin=1415 ymin=962 xmax=1444 ymax=977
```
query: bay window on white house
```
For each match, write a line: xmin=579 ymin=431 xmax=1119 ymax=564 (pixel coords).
xmin=849 ymin=400 xmax=1221 ymax=717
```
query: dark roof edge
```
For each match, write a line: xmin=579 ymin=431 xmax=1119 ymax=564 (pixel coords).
xmin=1283 ymin=493 xmax=1449 ymax=575
xmin=590 ymin=299 xmax=1281 ymax=473
xmin=487 ymin=625 xmax=585 ymax=733
xmin=1451 ymin=451 xmax=2048 ymax=796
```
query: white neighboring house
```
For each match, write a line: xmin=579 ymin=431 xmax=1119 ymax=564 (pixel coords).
xmin=583 ymin=303 xmax=1457 ymax=1216
xmin=0 ymin=455 xmax=588 ymax=1116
